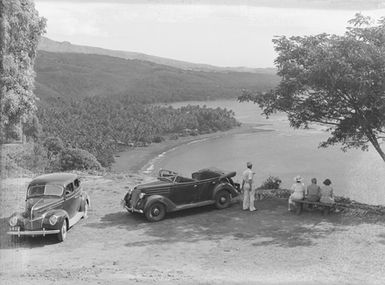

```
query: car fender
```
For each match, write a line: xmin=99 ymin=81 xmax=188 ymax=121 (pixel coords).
xmin=212 ymin=183 xmax=239 ymax=199
xmin=143 ymin=195 xmax=176 ymax=213
xmin=42 ymin=209 xmax=70 ymax=229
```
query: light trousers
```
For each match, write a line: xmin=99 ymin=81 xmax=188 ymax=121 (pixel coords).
xmin=243 ymin=185 xmax=256 ymax=211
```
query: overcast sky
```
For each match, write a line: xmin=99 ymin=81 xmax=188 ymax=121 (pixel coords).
xmin=35 ymin=0 xmax=385 ymax=68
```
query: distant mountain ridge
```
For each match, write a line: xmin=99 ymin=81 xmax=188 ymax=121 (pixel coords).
xmin=38 ymin=37 xmax=276 ymax=74
xmin=34 ymin=50 xmax=279 ymax=105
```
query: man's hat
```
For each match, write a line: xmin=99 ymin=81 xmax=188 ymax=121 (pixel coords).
xmin=294 ymin=175 xmax=303 ymax=182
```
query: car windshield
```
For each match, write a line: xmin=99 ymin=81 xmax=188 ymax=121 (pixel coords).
xmin=27 ymin=184 xmax=64 ymax=197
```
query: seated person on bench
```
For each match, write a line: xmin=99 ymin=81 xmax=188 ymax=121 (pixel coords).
xmin=306 ymin=178 xmax=321 ymax=202
xmin=288 ymin=175 xmax=306 ymax=211
xmin=320 ymin=178 xmax=335 ymax=204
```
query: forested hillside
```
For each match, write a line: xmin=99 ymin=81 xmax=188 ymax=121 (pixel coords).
xmin=29 ymin=49 xmax=278 ymax=170
xmin=37 ymin=97 xmax=240 ymax=167
xmin=34 ymin=51 xmax=279 ymax=104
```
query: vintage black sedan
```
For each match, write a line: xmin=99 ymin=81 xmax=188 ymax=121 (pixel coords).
xmin=7 ymin=173 xmax=90 ymax=242
xmin=122 ymin=168 xmax=240 ymax=222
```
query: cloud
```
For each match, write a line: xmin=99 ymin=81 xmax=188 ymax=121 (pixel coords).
xmin=35 ymin=0 xmax=385 ymax=10
xmin=36 ymin=2 xmax=110 ymax=38
xmin=35 ymin=1 xmax=385 ymax=67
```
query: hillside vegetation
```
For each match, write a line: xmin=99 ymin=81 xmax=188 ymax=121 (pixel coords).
xmin=7 ymin=44 xmax=279 ymax=172
xmin=38 ymin=37 xmax=277 ymax=74
xmin=34 ymin=51 xmax=279 ymax=104
xmin=37 ymin=97 xmax=240 ymax=167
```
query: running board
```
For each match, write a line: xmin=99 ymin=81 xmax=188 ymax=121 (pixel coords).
xmin=173 ymin=200 xmax=215 ymax=211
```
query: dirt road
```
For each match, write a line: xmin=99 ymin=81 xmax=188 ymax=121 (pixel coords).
xmin=1 ymin=175 xmax=385 ymax=285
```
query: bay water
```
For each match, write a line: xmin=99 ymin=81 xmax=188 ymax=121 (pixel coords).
xmin=143 ymin=100 xmax=385 ymax=205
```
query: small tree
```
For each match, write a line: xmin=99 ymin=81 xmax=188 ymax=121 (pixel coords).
xmin=43 ymin=136 xmax=64 ymax=159
xmin=239 ymin=14 xmax=385 ymax=162
xmin=23 ymin=115 xmax=42 ymax=141
xmin=0 ymin=0 xmax=46 ymax=140
xmin=60 ymin=148 xmax=102 ymax=171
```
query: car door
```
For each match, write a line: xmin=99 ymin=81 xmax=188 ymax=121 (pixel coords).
xmin=63 ymin=182 xmax=81 ymax=218
xmin=170 ymin=180 xmax=200 ymax=205
xmin=195 ymin=178 xmax=217 ymax=202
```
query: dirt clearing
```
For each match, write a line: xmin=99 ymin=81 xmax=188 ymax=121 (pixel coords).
xmin=1 ymin=175 xmax=385 ymax=285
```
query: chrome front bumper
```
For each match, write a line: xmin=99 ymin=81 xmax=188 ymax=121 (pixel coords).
xmin=121 ymin=200 xmax=143 ymax=213
xmin=124 ymin=205 xmax=143 ymax=214
xmin=7 ymin=227 xmax=60 ymax=237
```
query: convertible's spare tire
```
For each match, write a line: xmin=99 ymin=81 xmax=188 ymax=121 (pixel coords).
xmin=145 ymin=202 xmax=166 ymax=222
xmin=57 ymin=219 xmax=67 ymax=242
xmin=215 ymin=190 xmax=231 ymax=209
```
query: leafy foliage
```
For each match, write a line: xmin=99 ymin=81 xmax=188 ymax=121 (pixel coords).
xmin=0 ymin=0 xmax=46 ymax=141
xmin=3 ymin=143 xmax=49 ymax=176
xmin=23 ymin=115 xmax=42 ymax=141
xmin=38 ymin=98 xmax=240 ymax=167
xmin=43 ymin=136 xmax=64 ymax=157
xmin=239 ymin=14 xmax=385 ymax=162
xmin=259 ymin=176 xmax=282 ymax=189
xmin=59 ymin=148 xmax=102 ymax=171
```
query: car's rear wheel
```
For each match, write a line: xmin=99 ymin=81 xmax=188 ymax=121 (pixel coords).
xmin=215 ymin=190 xmax=231 ymax=209
xmin=145 ymin=202 xmax=166 ymax=222
xmin=57 ymin=219 xmax=67 ymax=242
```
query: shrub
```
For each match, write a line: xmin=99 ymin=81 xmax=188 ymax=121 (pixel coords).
xmin=43 ymin=136 xmax=64 ymax=157
xmin=23 ymin=115 xmax=42 ymax=141
xmin=260 ymin=176 xmax=282 ymax=189
xmin=95 ymin=149 xmax=115 ymax=168
xmin=2 ymin=143 xmax=48 ymax=176
xmin=152 ymin=136 xmax=164 ymax=143
xmin=24 ymin=143 xmax=49 ymax=172
xmin=59 ymin=148 xmax=102 ymax=171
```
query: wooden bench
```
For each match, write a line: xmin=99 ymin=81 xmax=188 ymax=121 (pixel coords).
xmin=292 ymin=199 xmax=335 ymax=215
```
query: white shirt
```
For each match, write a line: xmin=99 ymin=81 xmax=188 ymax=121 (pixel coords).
xmin=242 ymin=168 xmax=254 ymax=187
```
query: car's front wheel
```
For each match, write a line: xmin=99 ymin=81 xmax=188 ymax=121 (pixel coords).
xmin=57 ymin=219 xmax=67 ymax=242
xmin=145 ymin=202 xmax=166 ymax=222
xmin=215 ymin=190 xmax=231 ymax=209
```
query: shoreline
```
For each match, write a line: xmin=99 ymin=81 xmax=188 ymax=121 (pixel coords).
xmin=111 ymin=123 xmax=270 ymax=175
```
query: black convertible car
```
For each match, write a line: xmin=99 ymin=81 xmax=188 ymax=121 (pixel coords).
xmin=122 ymin=168 xmax=240 ymax=222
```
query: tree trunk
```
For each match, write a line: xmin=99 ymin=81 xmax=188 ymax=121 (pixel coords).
xmin=366 ymin=131 xmax=385 ymax=163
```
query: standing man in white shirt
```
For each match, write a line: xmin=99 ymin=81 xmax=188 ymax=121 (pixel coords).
xmin=241 ymin=162 xmax=256 ymax=212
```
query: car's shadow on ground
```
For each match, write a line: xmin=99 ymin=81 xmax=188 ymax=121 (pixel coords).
xmin=0 ymin=217 xmax=61 ymax=249
xmin=85 ymin=198 xmax=376 ymax=248
xmin=85 ymin=203 xmax=221 ymax=229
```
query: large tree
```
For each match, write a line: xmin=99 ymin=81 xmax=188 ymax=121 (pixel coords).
xmin=0 ymin=0 xmax=46 ymax=141
xmin=239 ymin=14 xmax=385 ymax=162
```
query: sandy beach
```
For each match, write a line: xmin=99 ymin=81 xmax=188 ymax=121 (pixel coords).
xmin=111 ymin=123 xmax=267 ymax=175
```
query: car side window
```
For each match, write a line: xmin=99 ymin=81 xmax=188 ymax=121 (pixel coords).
xmin=65 ymin=183 xmax=74 ymax=195
xmin=74 ymin=179 xmax=80 ymax=189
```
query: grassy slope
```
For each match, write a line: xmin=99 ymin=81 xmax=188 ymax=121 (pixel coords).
xmin=34 ymin=51 xmax=279 ymax=104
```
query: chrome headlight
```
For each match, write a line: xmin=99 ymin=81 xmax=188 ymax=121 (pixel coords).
xmin=9 ymin=216 xmax=18 ymax=227
xmin=139 ymin=193 xmax=146 ymax=199
xmin=49 ymin=215 xmax=58 ymax=226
